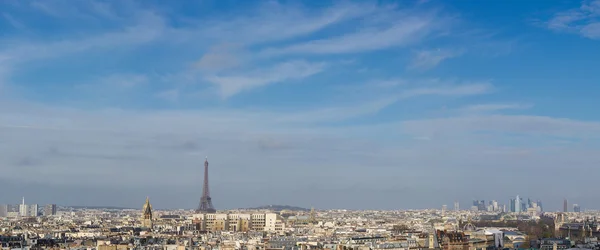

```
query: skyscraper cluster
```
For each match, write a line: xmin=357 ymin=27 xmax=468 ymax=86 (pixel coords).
xmin=470 ymin=200 xmax=505 ymax=212
xmin=509 ymin=196 xmax=543 ymax=213
xmin=467 ymin=196 xmax=544 ymax=213
xmin=0 ymin=198 xmax=56 ymax=218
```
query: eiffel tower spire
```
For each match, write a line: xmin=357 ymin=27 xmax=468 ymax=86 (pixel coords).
xmin=197 ymin=157 xmax=216 ymax=213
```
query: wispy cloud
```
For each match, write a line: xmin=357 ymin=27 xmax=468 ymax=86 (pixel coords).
xmin=261 ymin=16 xmax=442 ymax=56
xmin=205 ymin=60 xmax=327 ymax=98
xmin=276 ymin=98 xmax=400 ymax=123
xmin=2 ymin=13 xmax=27 ymax=30
xmin=156 ymin=89 xmax=180 ymax=102
xmin=195 ymin=44 xmax=244 ymax=73
xmin=99 ymin=74 xmax=148 ymax=89
xmin=29 ymin=0 xmax=123 ymax=20
xmin=544 ymin=0 xmax=600 ymax=39
xmin=198 ymin=2 xmax=381 ymax=45
xmin=461 ymin=103 xmax=532 ymax=113
xmin=401 ymin=114 xmax=600 ymax=139
xmin=408 ymin=48 xmax=464 ymax=70
xmin=399 ymin=81 xmax=493 ymax=98
xmin=1 ymin=11 xmax=165 ymax=64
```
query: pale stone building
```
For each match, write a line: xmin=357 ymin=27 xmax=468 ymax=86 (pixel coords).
xmin=192 ymin=212 xmax=285 ymax=232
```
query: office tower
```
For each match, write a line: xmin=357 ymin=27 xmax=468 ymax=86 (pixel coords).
xmin=537 ymin=200 xmax=543 ymax=212
xmin=510 ymin=198 xmax=516 ymax=212
xmin=515 ymin=195 xmax=521 ymax=213
xmin=473 ymin=200 xmax=486 ymax=211
xmin=573 ymin=204 xmax=581 ymax=213
xmin=44 ymin=204 xmax=57 ymax=216
xmin=28 ymin=204 xmax=38 ymax=217
xmin=454 ymin=201 xmax=459 ymax=211
xmin=19 ymin=197 xmax=28 ymax=217
xmin=492 ymin=200 xmax=498 ymax=211
xmin=0 ymin=205 xmax=7 ymax=217
xmin=564 ymin=199 xmax=568 ymax=212
xmin=478 ymin=200 xmax=486 ymax=211
xmin=197 ymin=157 xmax=216 ymax=213
xmin=521 ymin=202 xmax=527 ymax=213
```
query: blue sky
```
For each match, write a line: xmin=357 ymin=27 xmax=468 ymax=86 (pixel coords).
xmin=1 ymin=0 xmax=599 ymax=211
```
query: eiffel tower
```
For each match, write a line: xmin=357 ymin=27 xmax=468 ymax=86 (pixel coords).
xmin=197 ymin=157 xmax=216 ymax=213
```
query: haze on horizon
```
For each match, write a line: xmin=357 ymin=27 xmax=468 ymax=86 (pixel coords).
xmin=0 ymin=0 xmax=599 ymax=211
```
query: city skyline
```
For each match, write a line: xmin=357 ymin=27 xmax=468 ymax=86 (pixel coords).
xmin=1 ymin=0 xmax=599 ymax=210
xmin=0 ymin=194 xmax=588 ymax=212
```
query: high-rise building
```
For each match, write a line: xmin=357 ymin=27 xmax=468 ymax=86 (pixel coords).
xmin=44 ymin=204 xmax=57 ymax=216
xmin=442 ymin=205 xmax=447 ymax=216
xmin=454 ymin=201 xmax=459 ymax=211
xmin=28 ymin=204 xmax=38 ymax=217
xmin=0 ymin=205 xmax=7 ymax=217
xmin=478 ymin=200 xmax=486 ymax=211
xmin=19 ymin=197 xmax=28 ymax=217
xmin=564 ymin=199 xmax=568 ymax=212
xmin=515 ymin=195 xmax=521 ymax=213
xmin=537 ymin=200 xmax=543 ymax=212
xmin=510 ymin=198 xmax=516 ymax=212
xmin=573 ymin=204 xmax=581 ymax=213
xmin=472 ymin=200 xmax=486 ymax=211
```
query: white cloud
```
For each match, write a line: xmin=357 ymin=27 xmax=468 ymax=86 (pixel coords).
xmin=198 ymin=2 xmax=381 ymax=45
xmin=399 ymin=81 xmax=492 ymax=98
xmin=0 ymin=1 xmax=455 ymax=101
xmin=276 ymin=98 xmax=400 ymax=123
xmin=401 ymin=115 xmax=600 ymax=139
xmin=195 ymin=44 xmax=244 ymax=72
xmin=408 ymin=48 xmax=464 ymax=70
xmin=29 ymin=0 xmax=123 ymax=20
xmin=156 ymin=89 xmax=180 ymax=102
xmin=205 ymin=60 xmax=327 ymax=98
xmin=581 ymin=22 xmax=600 ymax=39
xmin=545 ymin=0 xmax=600 ymax=40
xmin=2 ymin=11 xmax=165 ymax=64
xmin=99 ymin=74 xmax=148 ymax=88
xmin=461 ymin=103 xmax=532 ymax=113
xmin=261 ymin=16 xmax=440 ymax=56
xmin=2 ymin=13 xmax=27 ymax=30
